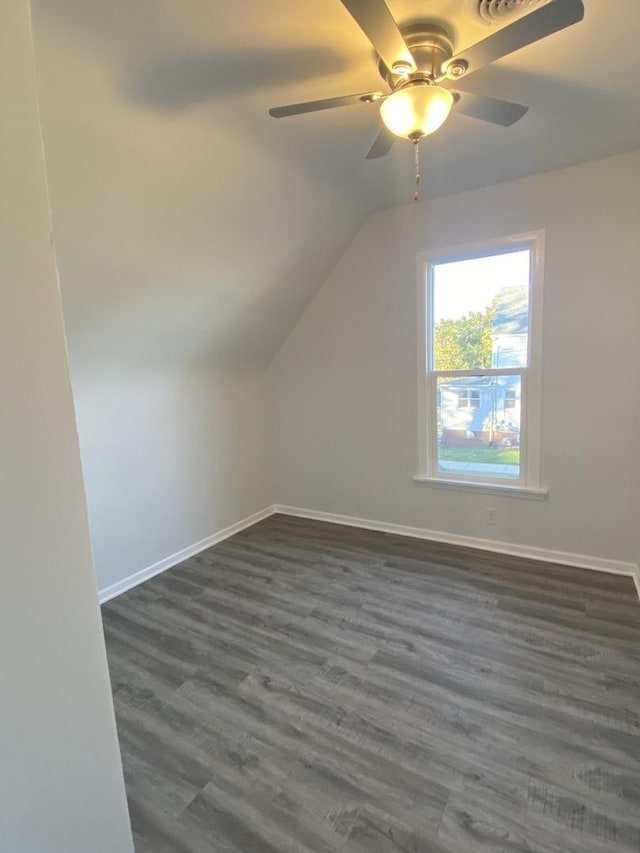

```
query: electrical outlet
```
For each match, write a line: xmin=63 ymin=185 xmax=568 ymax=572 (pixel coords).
xmin=486 ymin=507 xmax=497 ymax=525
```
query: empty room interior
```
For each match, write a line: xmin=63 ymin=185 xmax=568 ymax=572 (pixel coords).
xmin=4 ymin=0 xmax=640 ymax=851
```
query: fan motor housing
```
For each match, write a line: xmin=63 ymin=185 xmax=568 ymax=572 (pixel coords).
xmin=378 ymin=24 xmax=455 ymax=89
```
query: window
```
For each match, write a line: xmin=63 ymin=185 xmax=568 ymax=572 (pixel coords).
xmin=458 ymin=390 xmax=480 ymax=409
xmin=416 ymin=233 xmax=545 ymax=496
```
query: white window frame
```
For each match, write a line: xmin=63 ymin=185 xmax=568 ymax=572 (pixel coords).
xmin=414 ymin=231 xmax=548 ymax=499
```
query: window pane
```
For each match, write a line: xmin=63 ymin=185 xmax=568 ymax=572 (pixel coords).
xmin=432 ymin=250 xmax=530 ymax=370
xmin=436 ymin=375 xmax=521 ymax=480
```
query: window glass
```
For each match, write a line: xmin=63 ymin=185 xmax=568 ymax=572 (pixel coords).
xmin=433 ymin=250 xmax=530 ymax=371
xmin=437 ymin=375 xmax=521 ymax=481
xmin=425 ymin=243 xmax=538 ymax=486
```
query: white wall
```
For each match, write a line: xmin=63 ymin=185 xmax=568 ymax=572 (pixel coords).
xmin=77 ymin=366 xmax=273 ymax=593
xmin=28 ymin=2 xmax=323 ymax=595
xmin=30 ymin=12 xmax=278 ymax=597
xmin=0 ymin=2 xmax=133 ymax=850
xmin=270 ymin=150 xmax=640 ymax=568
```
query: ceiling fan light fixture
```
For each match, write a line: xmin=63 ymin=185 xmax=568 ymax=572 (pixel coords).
xmin=380 ymin=84 xmax=454 ymax=140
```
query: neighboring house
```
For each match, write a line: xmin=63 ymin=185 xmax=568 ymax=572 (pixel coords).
xmin=491 ymin=285 xmax=529 ymax=369
xmin=439 ymin=286 xmax=527 ymax=447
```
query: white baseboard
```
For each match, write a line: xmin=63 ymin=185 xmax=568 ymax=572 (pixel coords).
xmin=98 ymin=505 xmax=278 ymax=604
xmin=275 ymin=504 xmax=640 ymax=596
xmin=633 ymin=567 xmax=640 ymax=600
xmin=98 ymin=501 xmax=640 ymax=604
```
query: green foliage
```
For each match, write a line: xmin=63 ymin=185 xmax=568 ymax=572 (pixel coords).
xmin=438 ymin=446 xmax=519 ymax=465
xmin=434 ymin=298 xmax=496 ymax=370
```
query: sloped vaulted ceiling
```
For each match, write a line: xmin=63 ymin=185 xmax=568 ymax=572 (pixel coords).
xmin=32 ymin=0 xmax=640 ymax=373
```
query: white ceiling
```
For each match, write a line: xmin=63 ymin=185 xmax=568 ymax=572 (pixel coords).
xmin=31 ymin=0 xmax=640 ymax=371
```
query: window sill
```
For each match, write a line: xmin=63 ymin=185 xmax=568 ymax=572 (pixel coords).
xmin=413 ymin=474 xmax=548 ymax=500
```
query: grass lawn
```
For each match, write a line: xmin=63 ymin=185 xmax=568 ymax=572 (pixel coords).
xmin=439 ymin=446 xmax=520 ymax=465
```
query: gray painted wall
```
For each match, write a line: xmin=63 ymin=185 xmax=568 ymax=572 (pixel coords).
xmin=270 ymin=150 xmax=640 ymax=568
xmin=0 ymin=2 xmax=133 ymax=849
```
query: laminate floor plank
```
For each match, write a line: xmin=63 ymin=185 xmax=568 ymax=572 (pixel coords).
xmin=102 ymin=514 xmax=640 ymax=852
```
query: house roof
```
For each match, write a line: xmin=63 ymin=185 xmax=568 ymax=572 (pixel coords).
xmin=31 ymin=0 xmax=640 ymax=372
xmin=493 ymin=286 xmax=529 ymax=336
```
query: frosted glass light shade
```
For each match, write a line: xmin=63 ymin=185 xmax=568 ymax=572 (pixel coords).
xmin=380 ymin=85 xmax=454 ymax=140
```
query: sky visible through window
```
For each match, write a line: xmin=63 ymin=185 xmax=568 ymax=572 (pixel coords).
xmin=433 ymin=249 xmax=530 ymax=324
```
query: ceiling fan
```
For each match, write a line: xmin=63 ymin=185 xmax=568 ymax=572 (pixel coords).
xmin=269 ymin=0 xmax=585 ymax=161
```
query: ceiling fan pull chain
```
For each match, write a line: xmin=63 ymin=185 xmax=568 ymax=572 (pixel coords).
xmin=413 ymin=138 xmax=421 ymax=202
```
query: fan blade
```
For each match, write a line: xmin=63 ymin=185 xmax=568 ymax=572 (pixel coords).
xmin=452 ymin=91 xmax=528 ymax=126
xmin=340 ymin=0 xmax=415 ymax=73
xmin=366 ymin=126 xmax=396 ymax=159
xmin=269 ymin=91 xmax=384 ymax=118
xmin=449 ymin=0 xmax=584 ymax=76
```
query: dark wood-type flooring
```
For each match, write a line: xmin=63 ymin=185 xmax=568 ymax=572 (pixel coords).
xmin=102 ymin=514 xmax=640 ymax=853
